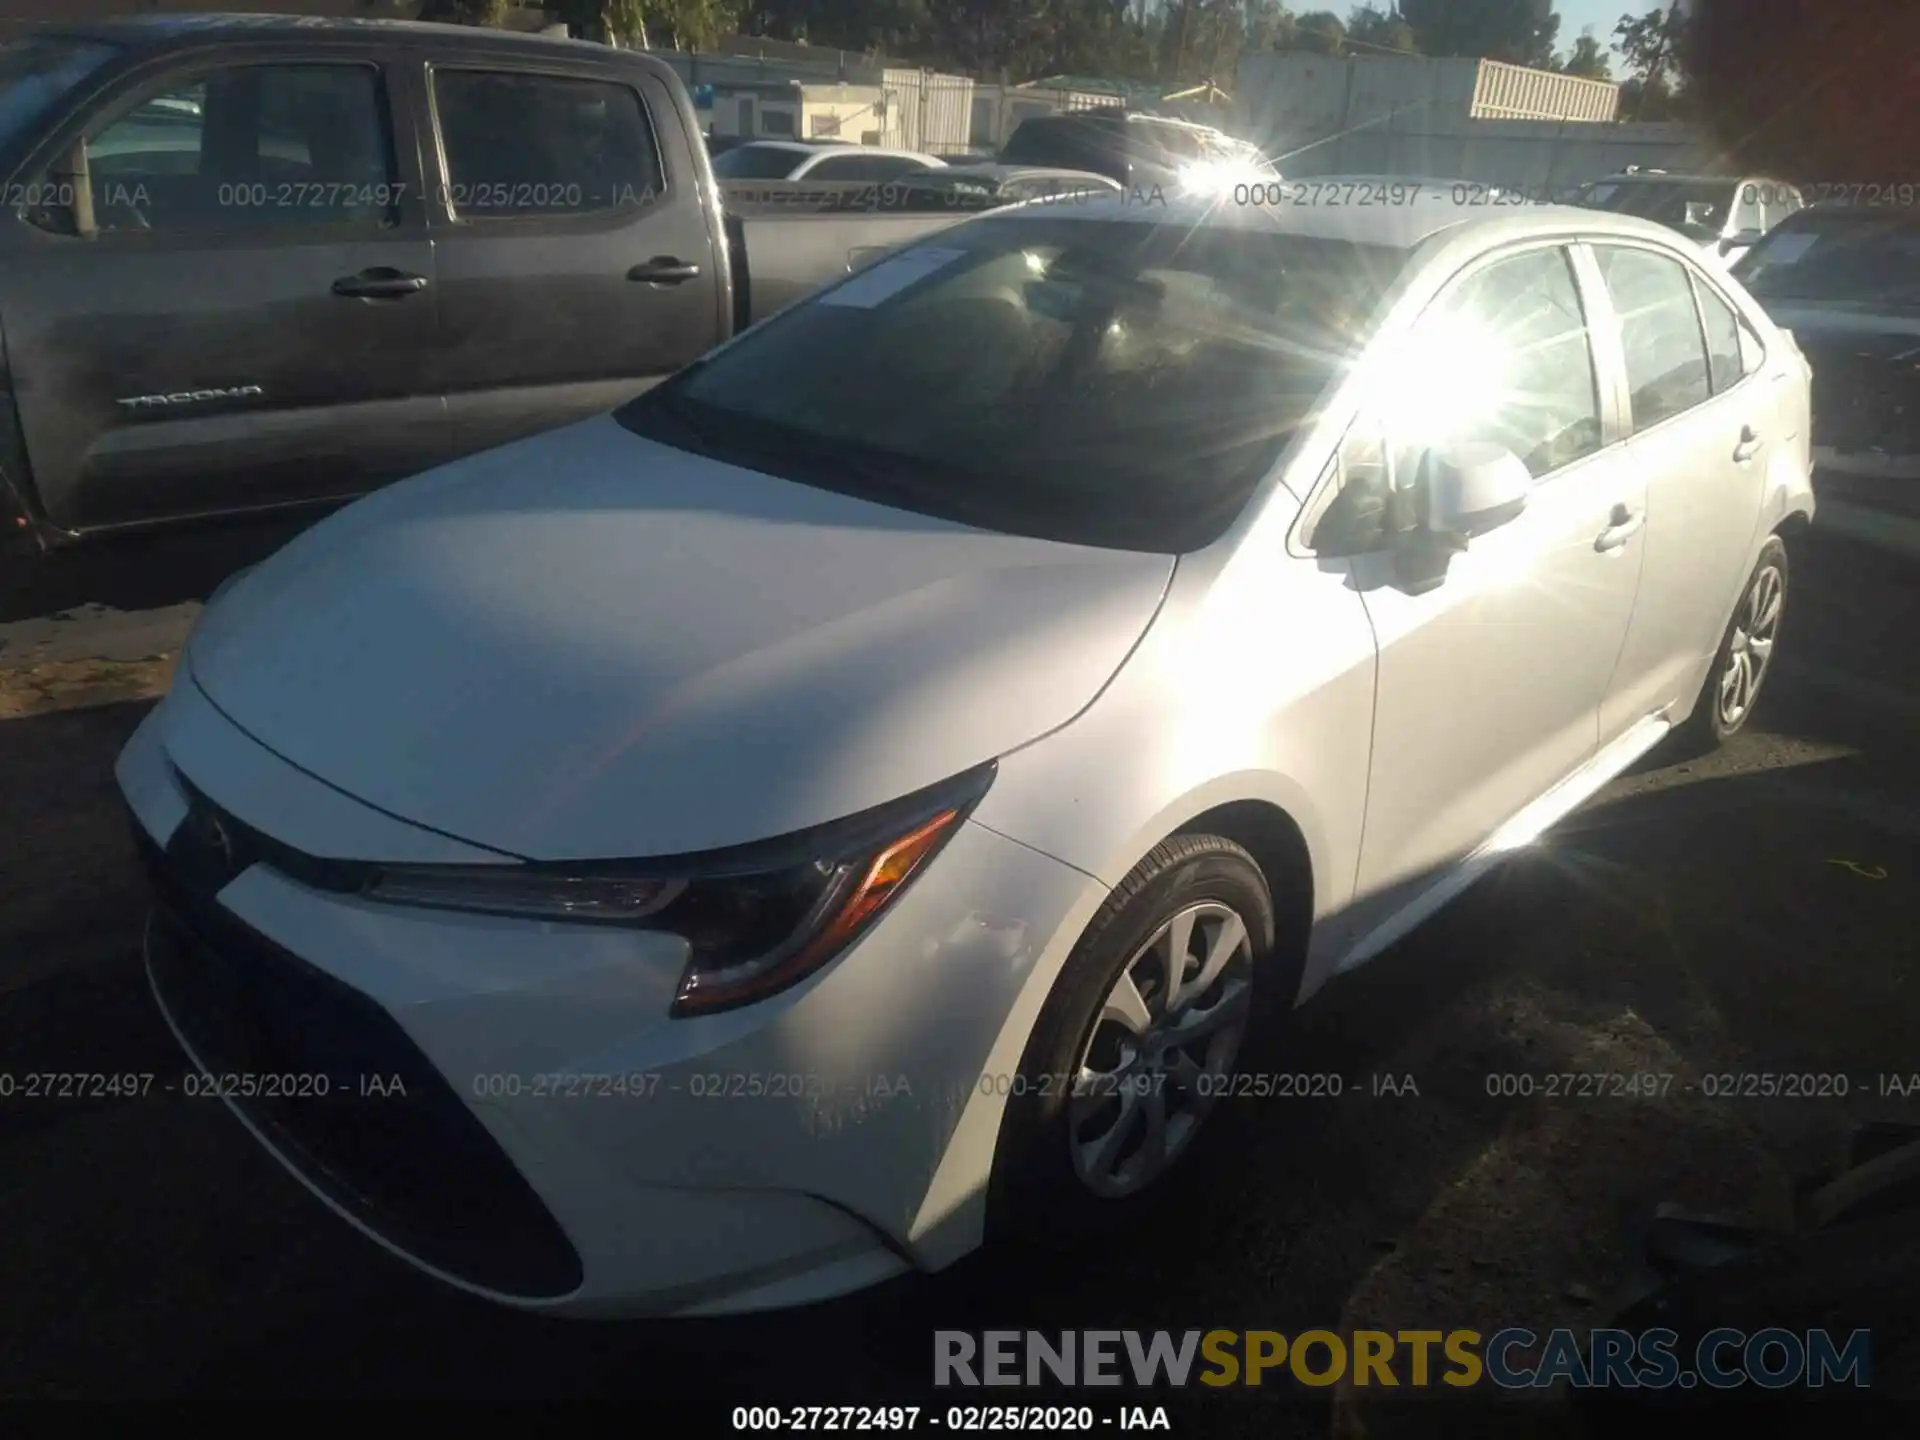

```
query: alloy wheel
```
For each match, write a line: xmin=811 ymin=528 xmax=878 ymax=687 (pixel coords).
xmin=1069 ymin=901 xmax=1254 ymax=1198
xmin=1718 ymin=561 xmax=1784 ymax=729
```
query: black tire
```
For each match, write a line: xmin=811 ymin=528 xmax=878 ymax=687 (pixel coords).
xmin=986 ymin=834 xmax=1292 ymax=1239
xmin=1674 ymin=535 xmax=1790 ymax=756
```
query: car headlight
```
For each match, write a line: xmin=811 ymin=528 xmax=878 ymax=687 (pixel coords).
xmin=362 ymin=761 xmax=996 ymax=1017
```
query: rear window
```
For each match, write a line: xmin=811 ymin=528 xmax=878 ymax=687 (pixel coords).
xmin=0 ymin=36 xmax=121 ymax=155
xmin=1732 ymin=210 xmax=1920 ymax=304
xmin=712 ymin=143 xmax=806 ymax=180
xmin=1001 ymin=115 xmax=1123 ymax=174
xmin=1584 ymin=178 xmax=1735 ymax=232
xmin=618 ymin=216 xmax=1407 ymax=553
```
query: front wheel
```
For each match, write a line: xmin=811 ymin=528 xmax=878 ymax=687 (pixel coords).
xmin=1676 ymin=536 xmax=1789 ymax=753
xmin=987 ymin=835 xmax=1285 ymax=1233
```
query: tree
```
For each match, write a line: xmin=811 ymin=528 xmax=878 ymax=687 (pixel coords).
xmin=1291 ymin=9 xmax=1348 ymax=54
xmin=413 ymin=0 xmax=510 ymax=23
xmin=1558 ymin=28 xmax=1611 ymax=78
xmin=1682 ymin=0 xmax=1920 ymax=179
xmin=1614 ymin=4 xmax=1691 ymax=118
xmin=1400 ymin=0 xmax=1561 ymax=68
xmin=1346 ymin=4 xmax=1418 ymax=54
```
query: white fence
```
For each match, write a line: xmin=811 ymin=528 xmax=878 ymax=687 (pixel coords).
xmin=879 ymin=71 xmax=977 ymax=154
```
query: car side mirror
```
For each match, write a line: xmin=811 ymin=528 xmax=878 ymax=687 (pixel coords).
xmin=1722 ymin=229 xmax=1762 ymax=254
xmin=1392 ymin=442 xmax=1531 ymax=594
xmin=1425 ymin=441 xmax=1530 ymax=536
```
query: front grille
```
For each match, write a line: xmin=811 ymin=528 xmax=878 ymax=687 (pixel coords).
xmin=1808 ymin=347 xmax=1920 ymax=454
xmin=133 ymin=811 xmax=584 ymax=1300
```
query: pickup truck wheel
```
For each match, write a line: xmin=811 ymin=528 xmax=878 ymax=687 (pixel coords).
xmin=987 ymin=835 xmax=1280 ymax=1238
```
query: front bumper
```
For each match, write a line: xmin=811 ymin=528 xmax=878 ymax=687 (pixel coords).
xmin=118 ymin=683 xmax=1097 ymax=1317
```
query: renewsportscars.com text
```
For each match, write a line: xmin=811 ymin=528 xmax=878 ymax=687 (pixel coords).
xmin=934 ymin=1328 xmax=1873 ymax=1390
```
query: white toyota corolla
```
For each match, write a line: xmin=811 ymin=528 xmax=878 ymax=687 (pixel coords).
xmin=120 ymin=191 xmax=1814 ymax=1317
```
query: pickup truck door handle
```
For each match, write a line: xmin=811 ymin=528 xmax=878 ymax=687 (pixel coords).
xmin=332 ymin=268 xmax=429 ymax=300
xmin=627 ymin=257 xmax=701 ymax=284
xmin=1595 ymin=503 xmax=1645 ymax=552
xmin=1733 ymin=425 xmax=1762 ymax=462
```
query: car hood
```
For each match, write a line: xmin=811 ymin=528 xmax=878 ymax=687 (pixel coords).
xmin=187 ymin=415 xmax=1173 ymax=861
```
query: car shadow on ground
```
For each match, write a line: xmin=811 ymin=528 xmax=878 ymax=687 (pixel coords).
xmin=0 ymin=531 xmax=1912 ymax=1433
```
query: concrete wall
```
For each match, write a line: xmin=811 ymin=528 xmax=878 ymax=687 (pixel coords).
xmin=1286 ymin=116 xmax=1707 ymax=188
xmin=1237 ymin=50 xmax=1703 ymax=188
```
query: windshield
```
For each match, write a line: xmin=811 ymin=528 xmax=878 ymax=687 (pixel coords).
xmin=1732 ymin=210 xmax=1920 ymax=303
xmin=1580 ymin=179 xmax=1733 ymax=231
xmin=0 ymin=37 xmax=121 ymax=154
xmin=617 ymin=216 xmax=1406 ymax=553
xmin=711 ymin=144 xmax=806 ymax=180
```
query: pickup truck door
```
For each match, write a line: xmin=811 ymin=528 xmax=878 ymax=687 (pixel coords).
xmin=0 ymin=49 xmax=447 ymax=532
xmin=420 ymin=59 xmax=727 ymax=457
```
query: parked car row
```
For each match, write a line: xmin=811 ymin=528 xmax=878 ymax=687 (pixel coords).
xmin=1573 ymin=167 xmax=1807 ymax=267
xmin=0 ymin=17 xmax=969 ymax=549
xmin=118 ymin=164 xmax=1816 ymax=1316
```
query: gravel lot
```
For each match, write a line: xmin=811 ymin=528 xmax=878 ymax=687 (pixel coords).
xmin=1 ymin=500 xmax=1915 ymax=1432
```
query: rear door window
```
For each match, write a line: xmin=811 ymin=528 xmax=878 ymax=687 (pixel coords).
xmin=1595 ymin=246 xmax=1714 ymax=429
xmin=1693 ymin=276 xmax=1746 ymax=394
xmin=432 ymin=68 xmax=662 ymax=217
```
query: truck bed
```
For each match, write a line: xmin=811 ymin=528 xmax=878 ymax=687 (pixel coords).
xmin=728 ymin=208 xmax=975 ymax=328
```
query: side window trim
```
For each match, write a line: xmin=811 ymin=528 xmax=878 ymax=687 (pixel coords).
xmin=423 ymin=59 xmax=669 ymax=227
xmin=1688 ymin=267 xmax=1752 ymax=396
xmin=56 ymin=54 xmax=410 ymax=241
xmin=1297 ymin=238 xmax=1612 ymax=558
xmin=1590 ymin=238 xmax=1718 ymax=438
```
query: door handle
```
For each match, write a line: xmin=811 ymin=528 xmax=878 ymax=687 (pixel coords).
xmin=627 ymin=257 xmax=701 ymax=284
xmin=332 ymin=268 xmax=428 ymax=299
xmin=1595 ymin=503 xmax=1645 ymax=552
xmin=1733 ymin=425 xmax=1761 ymax=462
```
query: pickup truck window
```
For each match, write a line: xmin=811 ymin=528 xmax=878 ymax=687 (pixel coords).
xmin=0 ymin=37 xmax=120 ymax=155
xmin=621 ymin=216 xmax=1406 ymax=554
xmin=81 ymin=64 xmax=399 ymax=232
xmin=432 ymin=69 xmax=663 ymax=217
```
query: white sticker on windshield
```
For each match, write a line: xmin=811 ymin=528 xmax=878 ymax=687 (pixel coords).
xmin=1759 ymin=232 xmax=1819 ymax=265
xmin=820 ymin=247 xmax=969 ymax=308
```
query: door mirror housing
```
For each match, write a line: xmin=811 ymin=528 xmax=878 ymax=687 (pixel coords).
xmin=1423 ymin=441 xmax=1531 ymax=537
xmin=1389 ymin=442 xmax=1530 ymax=594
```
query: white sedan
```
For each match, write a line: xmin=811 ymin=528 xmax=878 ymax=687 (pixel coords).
xmin=120 ymin=191 xmax=1813 ymax=1318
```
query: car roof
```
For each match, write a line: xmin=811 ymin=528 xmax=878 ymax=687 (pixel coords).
xmin=990 ymin=189 xmax=1696 ymax=251
xmin=40 ymin=11 xmax=623 ymax=60
xmin=792 ymin=144 xmax=941 ymax=160
xmin=1597 ymin=172 xmax=1783 ymax=186
xmin=937 ymin=164 xmax=1118 ymax=183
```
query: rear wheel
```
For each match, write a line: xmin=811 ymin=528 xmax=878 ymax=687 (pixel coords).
xmin=987 ymin=835 xmax=1288 ymax=1233
xmin=1675 ymin=536 xmax=1789 ymax=754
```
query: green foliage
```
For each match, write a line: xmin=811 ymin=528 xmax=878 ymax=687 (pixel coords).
xmin=1613 ymin=5 xmax=1691 ymax=118
xmin=415 ymin=0 xmax=510 ymax=23
xmin=1681 ymin=0 xmax=1920 ymax=178
xmin=1346 ymin=5 xmax=1418 ymax=54
xmin=1558 ymin=30 xmax=1610 ymax=79
xmin=1399 ymin=0 xmax=1560 ymax=67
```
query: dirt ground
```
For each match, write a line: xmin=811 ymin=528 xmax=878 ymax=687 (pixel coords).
xmin=1 ymin=513 xmax=1916 ymax=1434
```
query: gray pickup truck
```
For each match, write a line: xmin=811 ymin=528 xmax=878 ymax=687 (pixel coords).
xmin=0 ymin=16 xmax=963 ymax=548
